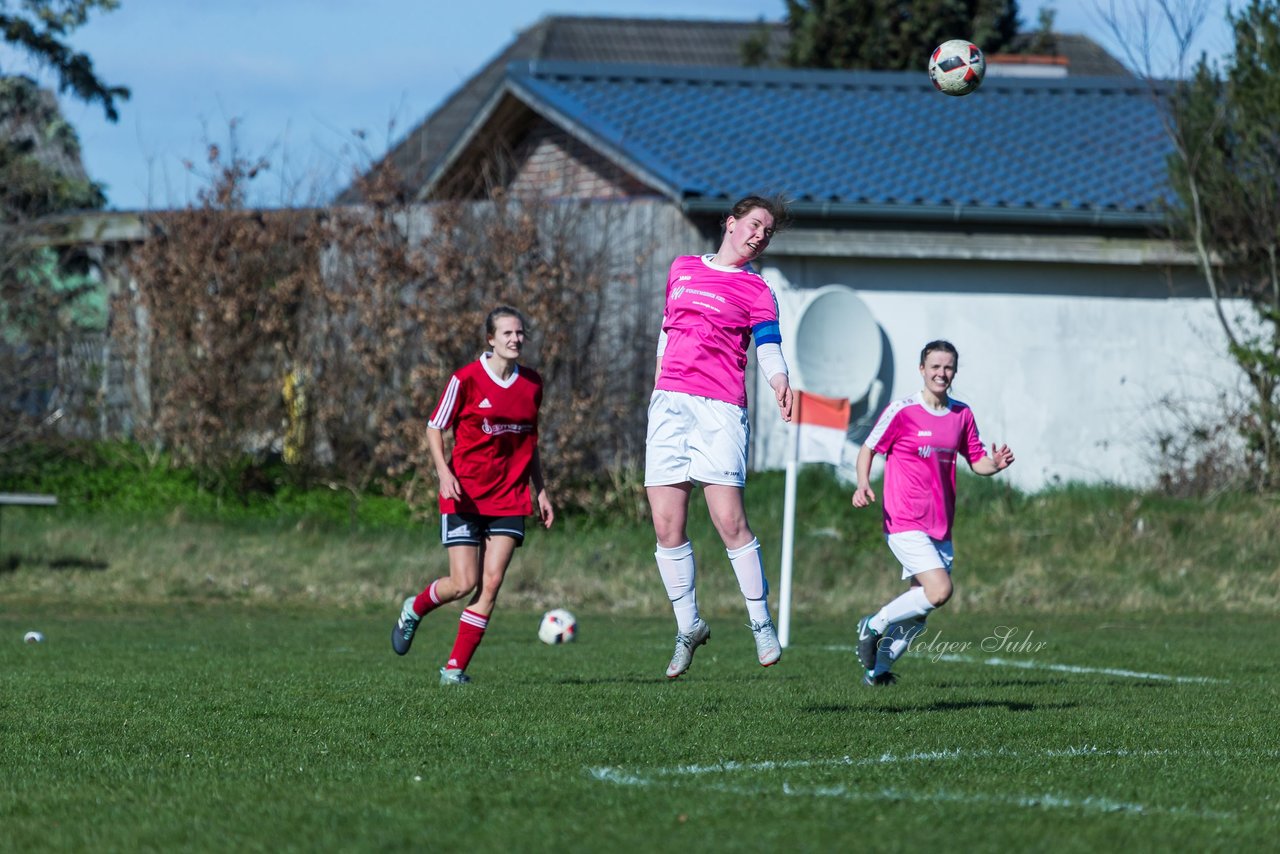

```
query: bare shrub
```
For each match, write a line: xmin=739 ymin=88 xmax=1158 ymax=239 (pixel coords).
xmin=309 ymin=166 xmax=638 ymax=512
xmin=116 ymin=144 xmax=318 ymax=491
xmin=114 ymin=146 xmax=649 ymax=511
xmin=1150 ymin=390 xmax=1251 ymax=498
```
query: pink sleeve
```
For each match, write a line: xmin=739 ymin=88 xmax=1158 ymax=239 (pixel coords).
xmin=962 ymin=409 xmax=985 ymax=463
xmin=871 ymin=407 xmax=901 ymax=456
xmin=749 ymin=283 xmax=780 ymax=326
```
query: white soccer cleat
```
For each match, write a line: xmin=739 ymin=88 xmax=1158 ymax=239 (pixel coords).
xmin=439 ymin=667 xmax=471 ymax=686
xmin=665 ymin=618 xmax=710 ymax=679
xmin=750 ymin=618 xmax=782 ymax=667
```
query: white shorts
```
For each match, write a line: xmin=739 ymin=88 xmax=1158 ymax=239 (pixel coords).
xmin=886 ymin=531 xmax=954 ymax=580
xmin=645 ymin=389 xmax=749 ymax=487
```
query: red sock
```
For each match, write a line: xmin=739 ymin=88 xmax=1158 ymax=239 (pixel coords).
xmin=445 ymin=609 xmax=488 ymax=672
xmin=412 ymin=579 xmax=444 ymax=617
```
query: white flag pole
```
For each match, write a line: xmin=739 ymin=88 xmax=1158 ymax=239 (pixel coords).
xmin=778 ymin=397 xmax=801 ymax=648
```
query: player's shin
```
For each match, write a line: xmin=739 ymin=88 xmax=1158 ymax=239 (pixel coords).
xmin=727 ymin=537 xmax=771 ymax=624
xmin=656 ymin=541 xmax=699 ymax=632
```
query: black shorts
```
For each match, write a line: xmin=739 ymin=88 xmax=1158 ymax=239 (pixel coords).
xmin=440 ymin=513 xmax=526 ymax=548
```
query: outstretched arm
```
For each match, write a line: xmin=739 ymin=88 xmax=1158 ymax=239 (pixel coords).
xmin=971 ymin=442 xmax=1015 ymax=476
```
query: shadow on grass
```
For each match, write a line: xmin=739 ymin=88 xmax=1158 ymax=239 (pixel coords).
xmin=805 ymin=699 xmax=1080 ymax=714
xmin=554 ymin=676 xmax=686 ymax=686
xmin=0 ymin=553 xmax=108 ymax=573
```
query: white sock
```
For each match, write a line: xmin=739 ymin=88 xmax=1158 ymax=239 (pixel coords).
xmin=745 ymin=597 xmax=771 ymax=624
xmin=656 ymin=542 xmax=699 ymax=633
xmin=727 ymin=538 xmax=771 ymax=625
xmin=726 ymin=537 xmax=768 ymax=599
xmin=870 ymin=587 xmax=934 ymax=634
xmin=672 ymin=590 xmax=699 ymax=634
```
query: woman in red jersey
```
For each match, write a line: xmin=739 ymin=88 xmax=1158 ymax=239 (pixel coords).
xmin=390 ymin=306 xmax=554 ymax=685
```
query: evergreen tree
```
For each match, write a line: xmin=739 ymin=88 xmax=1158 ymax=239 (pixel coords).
xmin=782 ymin=0 xmax=1021 ymax=70
xmin=0 ymin=0 xmax=128 ymax=121
xmin=0 ymin=1 xmax=126 ymax=440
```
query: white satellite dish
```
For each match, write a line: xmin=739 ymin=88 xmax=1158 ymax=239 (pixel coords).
xmin=784 ymin=285 xmax=882 ymax=402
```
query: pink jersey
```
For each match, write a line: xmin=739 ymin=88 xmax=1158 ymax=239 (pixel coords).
xmin=654 ymin=255 xmax=783 ymax=407
xmin=864 ymin=392 xmax=987 ymax=541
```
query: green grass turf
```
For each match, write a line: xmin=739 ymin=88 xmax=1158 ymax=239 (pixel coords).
xmin=2 ymin=607 xmax=1276 ymax=851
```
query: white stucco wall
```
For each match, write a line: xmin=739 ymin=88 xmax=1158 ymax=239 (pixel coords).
xmin=751 ymin=256 xmax=1245 ymax=493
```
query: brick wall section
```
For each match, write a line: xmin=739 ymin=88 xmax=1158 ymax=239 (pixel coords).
xmin=509 ymin=119 xmax=654 ymax=200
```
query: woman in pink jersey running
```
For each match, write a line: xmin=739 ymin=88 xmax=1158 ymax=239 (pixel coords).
xmin=851 ymin=340 xmax=1014 ymax=686
xmin=390 ymin=306 xmax=554 ymax=686
xmin=645 ymin=194 xmax=794 ymax=679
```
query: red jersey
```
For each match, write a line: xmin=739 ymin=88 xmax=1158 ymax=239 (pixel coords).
xmin=428 ymin=355 xmax=543 ymax=516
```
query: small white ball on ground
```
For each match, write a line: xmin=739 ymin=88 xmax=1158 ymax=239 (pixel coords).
xmin=538 ymin=608 xmax=578 ymax=645
xmin=24 ymin=630 xmax=45 ymax=644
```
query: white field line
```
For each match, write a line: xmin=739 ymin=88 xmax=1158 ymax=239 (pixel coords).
xmin=822 ymin=645 xmax=1225 ymax=684
xmin=745 ymin=783 xmax=1224 ymax=818
xmin=590 ymin=748 xmax=977 ymax=783
xmin=937 ymin=653 xmax=1227 ymax=684
xmin=589 ymin=747 xmax=1237 ymax=820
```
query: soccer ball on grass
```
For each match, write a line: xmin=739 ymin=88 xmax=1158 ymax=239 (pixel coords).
xmin=538 ymin=608 xmax=578 ymax=645
xmin=928 ymin=39 xmax=985 ymax=96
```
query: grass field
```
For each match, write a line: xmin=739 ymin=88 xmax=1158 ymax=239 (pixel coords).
xmin=3 ymin=605 xmax=1277 ymax=851
xmin=3 ymin=460 xmax=1278 ymax=849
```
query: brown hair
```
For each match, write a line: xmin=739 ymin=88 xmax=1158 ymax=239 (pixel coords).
xmin=485 ymin=305 xmax=526 ymax=339
xmin=919 ymin=339 xmax=959 ymax=368
xmin=725 ymin=194 xmax=792 ymax=233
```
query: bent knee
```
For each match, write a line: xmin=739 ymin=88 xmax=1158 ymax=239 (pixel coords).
xmin=926 ymin=584 xmax=953 ymax=607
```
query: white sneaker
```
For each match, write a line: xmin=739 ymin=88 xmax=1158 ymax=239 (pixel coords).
xmin=750 ymin=619 xmax=782 ymax=667
xmin=439 ymin=667 xmax=471 ymax=686
xmin=665 ymin=618 xmax=710 ymax=679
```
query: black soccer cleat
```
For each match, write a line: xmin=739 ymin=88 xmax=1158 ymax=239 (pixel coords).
xmin=392 ymin=597 xmax=421 ymax=656
xmin=855 ymin=615 xmax=882 ymax=671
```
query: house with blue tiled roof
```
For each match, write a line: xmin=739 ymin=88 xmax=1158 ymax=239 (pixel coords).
xmin=346 ymin=15 xmax=1131 ymax=205
xmin=386 ymin=25 xmax=1236 ymax=492
xmin=431 ymin=62 xmax=1173 ymax=228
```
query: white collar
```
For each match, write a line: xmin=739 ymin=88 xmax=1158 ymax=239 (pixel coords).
xmin=481 ymin=352 xmax=519 ymax=388
xmin=700 ymin=253 xmax=753 ymax=274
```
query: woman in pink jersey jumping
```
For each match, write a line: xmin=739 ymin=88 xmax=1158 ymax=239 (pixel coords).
xmin=851 ymin=340 xmax=1014 ymax=686
xmin=645 ymin=194 xmax=794 ymax=679
xmin=390 ymin=306 xmax=554 ymax=686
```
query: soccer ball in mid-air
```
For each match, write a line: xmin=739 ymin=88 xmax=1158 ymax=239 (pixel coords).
xmin=928 ymin=39 xmax=985 ymax=96
xmin=538 ymin=608 xmax=578 ymax=645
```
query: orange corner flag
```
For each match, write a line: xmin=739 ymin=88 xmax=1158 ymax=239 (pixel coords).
xmin=794 ymin=390 xmax=851 ymax=464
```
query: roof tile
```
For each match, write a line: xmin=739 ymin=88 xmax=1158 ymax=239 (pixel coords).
xmin=501 ymin=62 xmax=1171 ymax=221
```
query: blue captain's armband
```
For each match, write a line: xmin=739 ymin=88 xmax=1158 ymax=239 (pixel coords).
xmin=752 ymin=320 xmax=782 ymax=346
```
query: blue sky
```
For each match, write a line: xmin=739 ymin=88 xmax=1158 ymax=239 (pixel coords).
xmin=5 ymin=0 xmax=1239 ymax=210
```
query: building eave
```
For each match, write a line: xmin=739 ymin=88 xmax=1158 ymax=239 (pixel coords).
xmin=422 ymin=71 xmax=689 ymax=203
xmin=764 ymin=226 xmax=1196 ymax=266
xmin=682 ymin=197 xmax=1168 ymax=231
